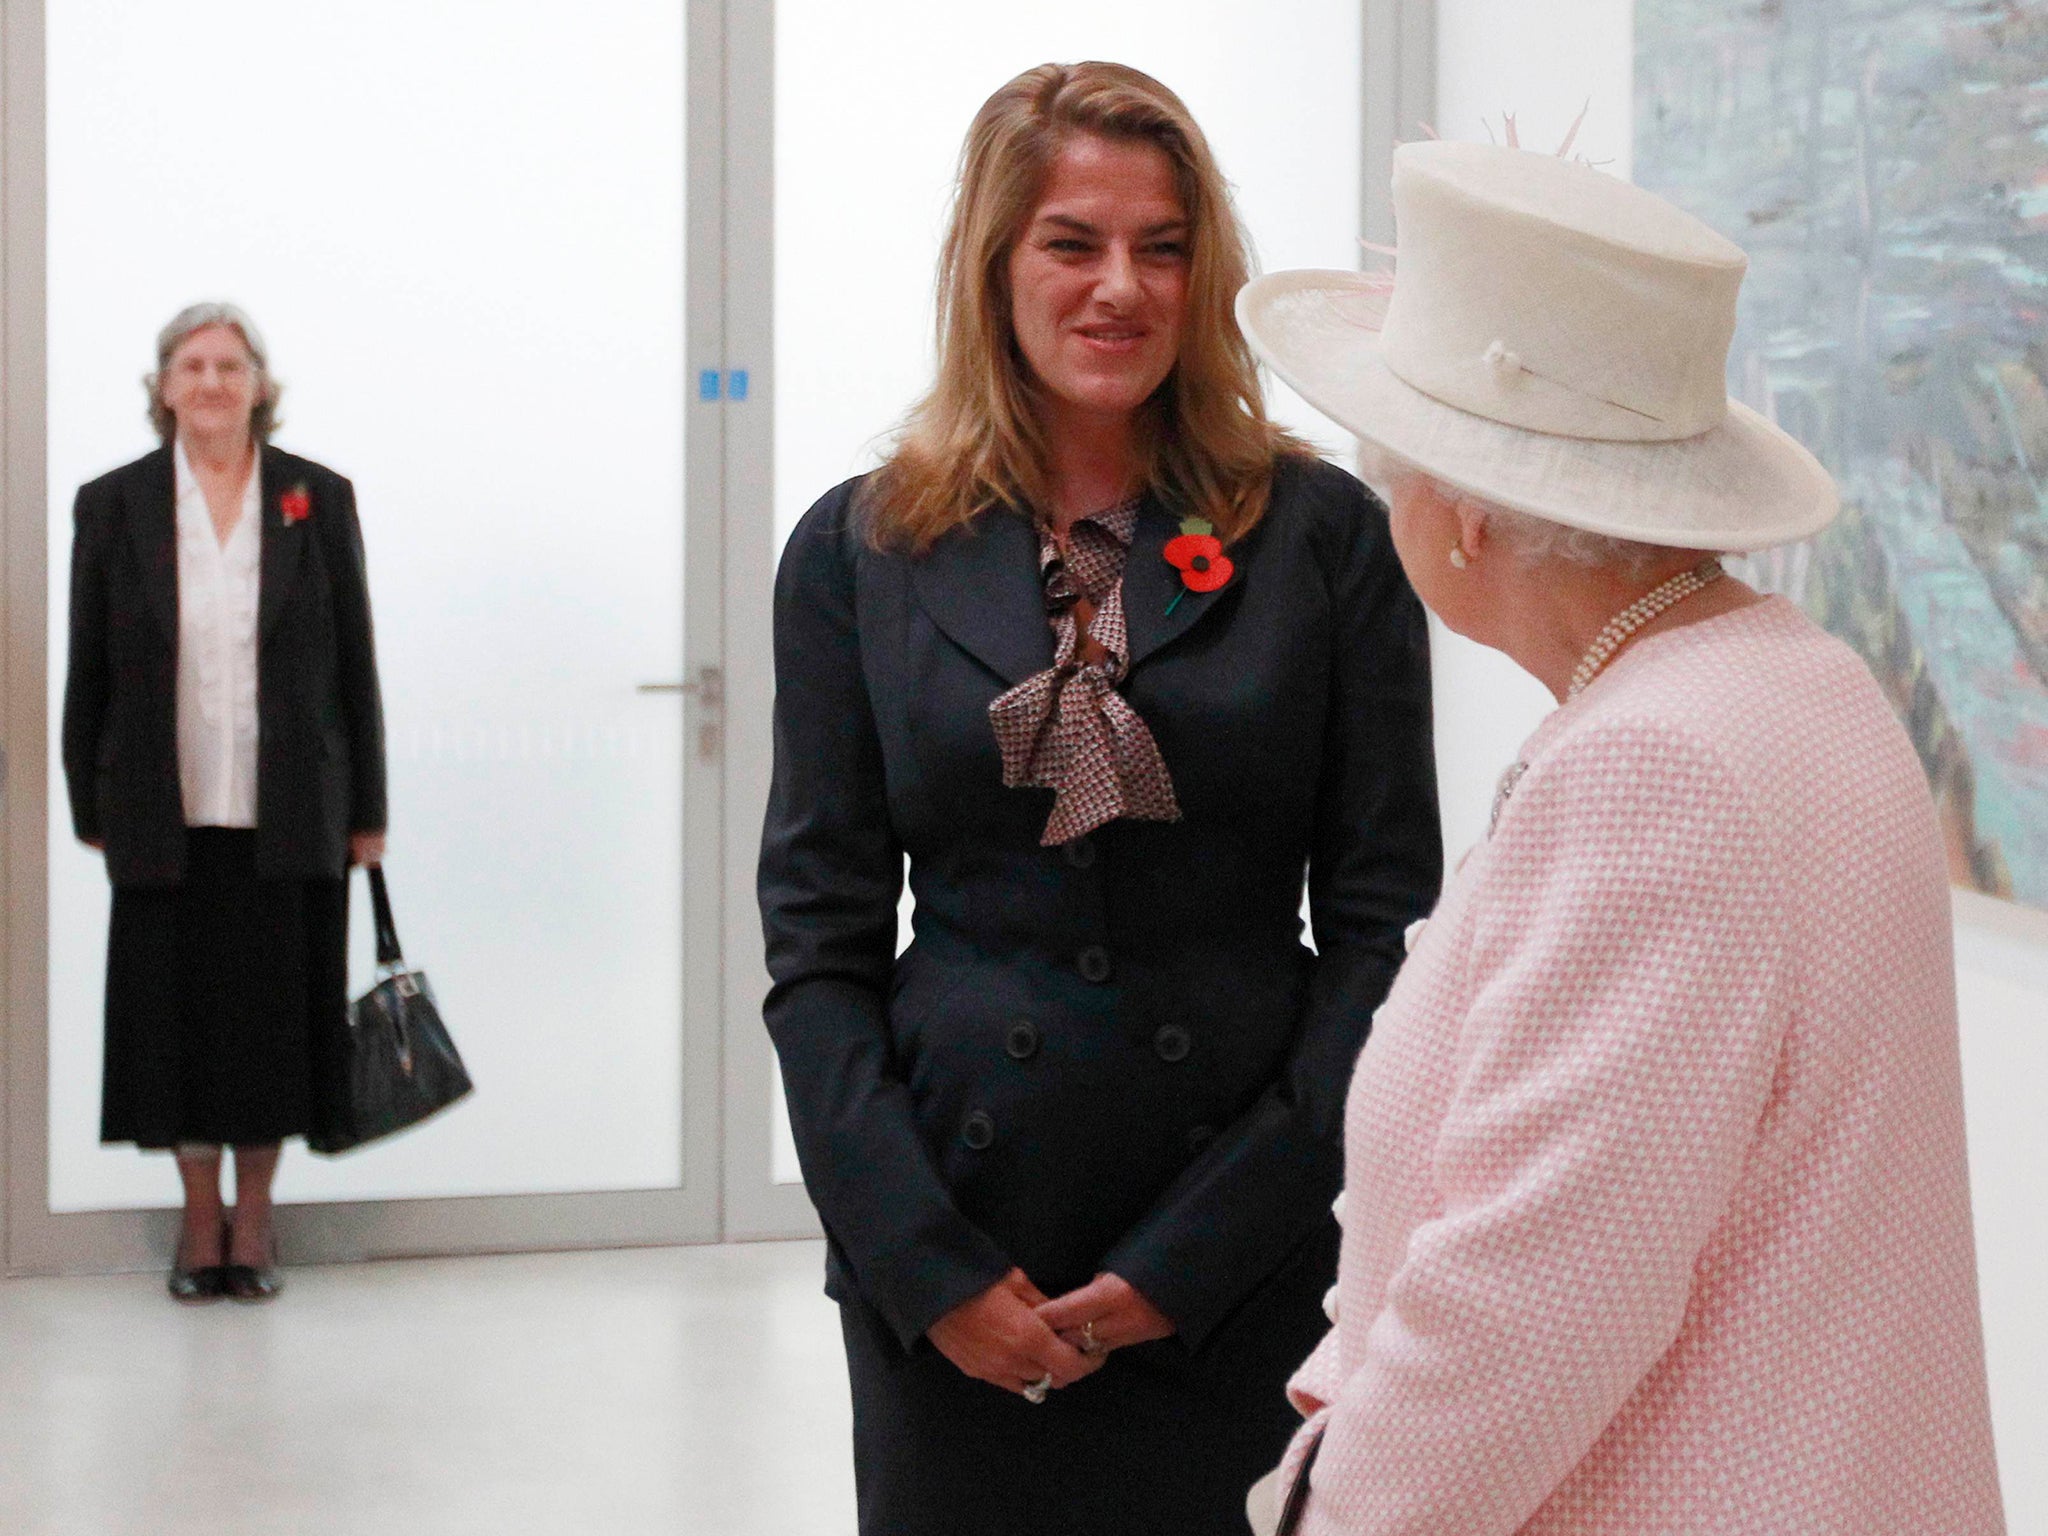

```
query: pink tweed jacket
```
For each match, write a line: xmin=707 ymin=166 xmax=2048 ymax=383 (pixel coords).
xmin=1283 ymin=597 xmax=2005 ymax=1534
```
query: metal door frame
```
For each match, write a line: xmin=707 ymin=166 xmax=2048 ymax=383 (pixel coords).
xmin=716 ymin=0 xmax=819 ymax=1240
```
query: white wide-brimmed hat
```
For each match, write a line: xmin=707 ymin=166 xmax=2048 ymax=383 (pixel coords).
xmin=1238 ymin=141 xmax=1838 ymax=551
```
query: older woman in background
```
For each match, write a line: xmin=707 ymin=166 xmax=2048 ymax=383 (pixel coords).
xmin=62 ymin=302 xmax=386 ymax=1303
xmin=1238 ymin=142 xmax=2006 ymax=1533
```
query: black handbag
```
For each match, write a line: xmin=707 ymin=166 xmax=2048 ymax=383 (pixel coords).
xmin=308 ymin=866 xmax=473 ymax=1154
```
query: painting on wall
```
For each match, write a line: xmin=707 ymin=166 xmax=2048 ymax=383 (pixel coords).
xmin=1635 ymin=0 xmax=2048 ymax=912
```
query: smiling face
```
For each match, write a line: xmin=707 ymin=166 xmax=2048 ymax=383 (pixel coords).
xmin=1005 ymin=133 xmax=1191 ymax=435
xmin=160 ymin=324 xmax=261 ymax=444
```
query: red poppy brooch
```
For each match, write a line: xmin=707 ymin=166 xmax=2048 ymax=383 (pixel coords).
xmin=280 ymin=483 xmax=313 ymax=524
xmin=1163 ymin=517 xmax=1233 ymax=613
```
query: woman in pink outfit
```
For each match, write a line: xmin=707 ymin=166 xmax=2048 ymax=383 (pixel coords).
xmin=1234 ymin=141 xmax=2007 ymax=1534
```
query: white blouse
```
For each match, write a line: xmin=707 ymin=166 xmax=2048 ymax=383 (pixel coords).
xmin=174 ymin=439 xmax=262 ymax=828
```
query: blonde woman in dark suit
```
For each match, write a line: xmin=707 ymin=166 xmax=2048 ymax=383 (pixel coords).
xmin=62 ymin=302 xmax=386 ymax=1303
xmin=759 ymin=63 xmax=1441 ymax=1534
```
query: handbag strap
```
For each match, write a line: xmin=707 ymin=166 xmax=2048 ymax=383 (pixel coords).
xmin=1275 ymin=1427 xmax=1325 ymax=1536
xmin=367 ymin=864 xmax=404 ymax=969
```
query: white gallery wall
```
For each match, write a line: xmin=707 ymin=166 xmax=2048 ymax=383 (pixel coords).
xmin=1428 ymin=3 xmax=2046 ymax=1528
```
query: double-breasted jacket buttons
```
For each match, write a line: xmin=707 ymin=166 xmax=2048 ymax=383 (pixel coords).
xmin=1062 ymin=835 xmax=1097 ymax=869
xmin=1005 ymin=1020 xmax=1041 ymax=1061
xmin=960 ymin=1110 xmax=996 ymax=1150
xmin=1076 ymin=945 xmax=1112 ymax=984
xmin=1153 ymin=1023 xmax=1192 ymax=1062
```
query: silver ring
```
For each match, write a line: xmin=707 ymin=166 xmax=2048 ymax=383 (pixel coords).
xmin=1023 ymin=1373 xmax=1052 ymax=1404
xmin=1081 ymin=1320 xmax=1104 ymax=1355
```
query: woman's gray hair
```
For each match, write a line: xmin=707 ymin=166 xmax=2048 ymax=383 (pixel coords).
xmin=1475 ymin=500 xmax=1679 ymax=577
xmin=143 ymin=301 xmax=283 ymax=443
xmin=1372 ymin=454 xmax=1680 ymax=576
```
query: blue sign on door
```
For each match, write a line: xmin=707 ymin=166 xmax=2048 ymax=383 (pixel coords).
xmin=697 ymin=368 xmax=751 ymax=402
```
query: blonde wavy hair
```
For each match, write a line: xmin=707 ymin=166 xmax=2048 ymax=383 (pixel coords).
xmin=861 ymin=61 xmax=1307 ymax=553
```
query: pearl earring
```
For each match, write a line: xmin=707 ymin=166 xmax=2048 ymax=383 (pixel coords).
xmin=1449 ymin=546 xmax=1469 ymax=570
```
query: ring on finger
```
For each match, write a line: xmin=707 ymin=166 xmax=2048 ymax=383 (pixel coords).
xmin=1080 ymin=1320 xmax=1105 ymax=1356
xmin=1023 ymin=1373 xmax=1053 ymax=1405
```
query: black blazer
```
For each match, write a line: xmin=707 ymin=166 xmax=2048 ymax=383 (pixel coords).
xmin=759 ymin=455 xmax=1443 ymax=1353
xmin=61 ymin=444 xmax=386 ymax=887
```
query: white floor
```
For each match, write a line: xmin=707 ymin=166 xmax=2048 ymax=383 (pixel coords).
xmin=0 ymin=1242 xmax=856 ymax=1536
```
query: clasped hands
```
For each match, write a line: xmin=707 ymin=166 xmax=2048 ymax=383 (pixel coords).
xmin=926 ymin=1267 xmax=1175 ymax=1400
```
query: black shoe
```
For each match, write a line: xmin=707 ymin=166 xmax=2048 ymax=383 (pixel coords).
xmin=167 ymin=1222 xmax=229 ymax=1305
xmin=225 ymin=1235 xmax=283 ymax=1303
xmin=166 ymin=1263 xmax=225 ymax=1303
xmin=223 ymin=1264 xmax=282 ymax=1302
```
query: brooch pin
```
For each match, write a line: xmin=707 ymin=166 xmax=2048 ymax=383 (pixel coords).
xmin=1489 ymin=760 xmax=1528 ymax=836
xmin=1163 ymin=518 xmax=1234 ymax=614
xmin=280 ymin=483 xmax=313 ymax=524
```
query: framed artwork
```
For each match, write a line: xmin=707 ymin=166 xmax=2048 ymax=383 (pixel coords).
xmin=1635 ymin=0 xmax=2048 ymax=912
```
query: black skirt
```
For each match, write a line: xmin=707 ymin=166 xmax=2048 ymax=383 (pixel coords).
xmin=100 ymin=828 xmax=348 ymax=1149
xmin=838 ymin=1222 xmax=1337 ymax=1536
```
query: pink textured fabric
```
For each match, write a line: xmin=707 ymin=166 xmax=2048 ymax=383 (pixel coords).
xmin=1285 ymin=597 xmax=2005 ymax=1534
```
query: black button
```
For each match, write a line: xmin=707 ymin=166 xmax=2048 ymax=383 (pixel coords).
xmin=1153 ymin=1024 xmax=1192 ymax=1062
xmin=1063 ymin=836 xmax=1097 ymax=869
xmin=1186 ymin=1123 xmax=1217 ymax=1153
xmin=1076 ymin=945 xmax=1112 ymax=983
xmin=961 ymin=1110 xmax=995 ymax=1150
xmin=1005 ymin=1020 xmax=1041 ymax=1061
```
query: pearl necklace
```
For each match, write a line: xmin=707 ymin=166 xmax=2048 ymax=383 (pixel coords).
xmin=1490 ymin=557 xmax=1725 ymax=837
xmin=1565 ymin=558 xmax=1724 ymax=701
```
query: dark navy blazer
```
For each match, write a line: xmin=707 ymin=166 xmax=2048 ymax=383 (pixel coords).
xmin=759 ymin=454 xmax=1442 ymax=1354
xmin=62 ymin=445 xmax=386 ymax=887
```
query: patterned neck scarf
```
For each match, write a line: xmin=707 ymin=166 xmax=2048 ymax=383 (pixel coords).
xmin=988 ymin=500 xmax=1183 ymax=846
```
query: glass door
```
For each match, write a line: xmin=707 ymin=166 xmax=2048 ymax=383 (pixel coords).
xmin=18 ymin=0 xmax=723 ymax=1268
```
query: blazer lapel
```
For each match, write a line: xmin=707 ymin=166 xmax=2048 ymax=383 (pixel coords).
xmin=1123 ymin=496 xmax=1241 ymax=670
xmin=124 ymin=447 xmax=179 ymax=646
xmin=257 ymin=447 xmax=308 ymax=639
xmin=909 ymin=508 xmax=1056 ymax=686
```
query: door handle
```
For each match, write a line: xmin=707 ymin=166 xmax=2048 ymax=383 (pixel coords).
xmin=638 ymin=665 xmax=723 ymax=761
xmin=637 ymin=666 xmax=723 ymax=704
